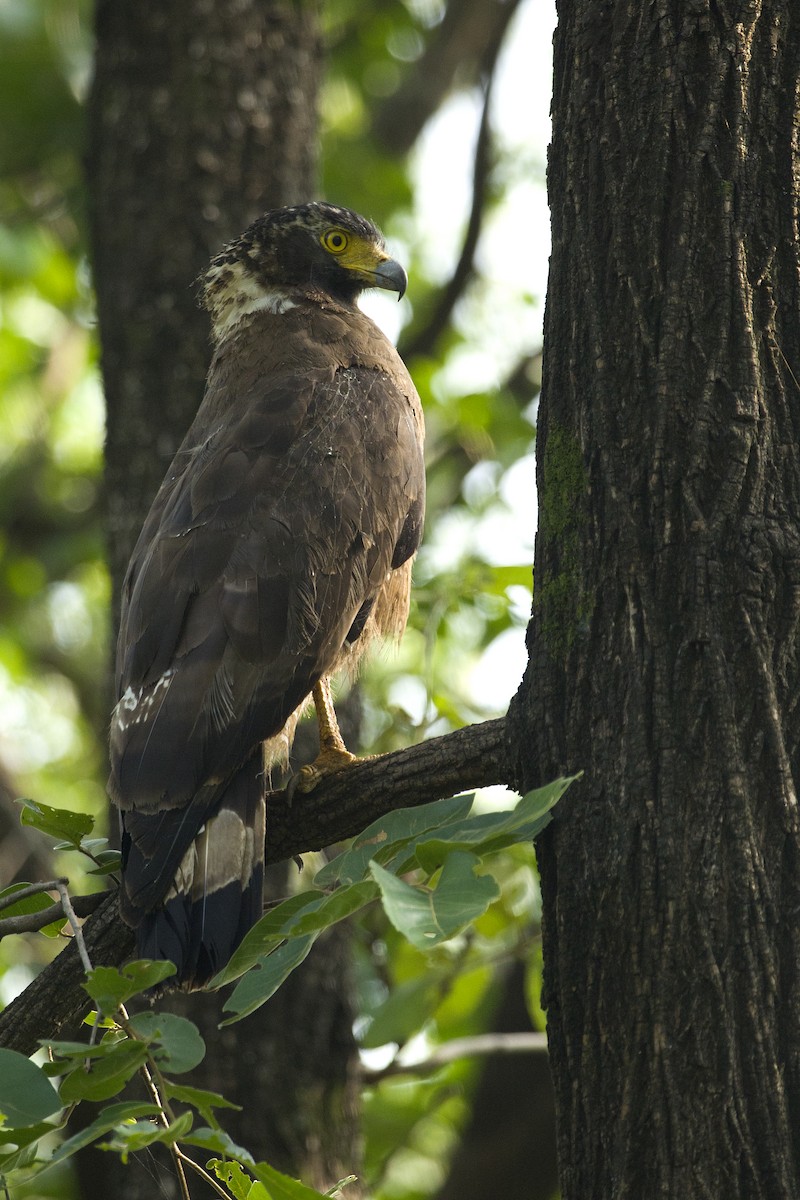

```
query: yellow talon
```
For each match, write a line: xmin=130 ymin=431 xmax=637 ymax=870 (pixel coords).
xmin=289 ymin=678 xmax=371 ymax=797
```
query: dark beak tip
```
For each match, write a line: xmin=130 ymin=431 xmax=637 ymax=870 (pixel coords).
xmin=373 ymin=258 xmax=408 ymax=298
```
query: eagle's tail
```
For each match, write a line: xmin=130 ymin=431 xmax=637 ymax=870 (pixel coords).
xmin=123 ymin=751 xmax=265 ymax=990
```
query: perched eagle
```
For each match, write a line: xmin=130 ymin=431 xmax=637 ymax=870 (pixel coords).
xmin=108 ymin=203 xmax=425 ymax=989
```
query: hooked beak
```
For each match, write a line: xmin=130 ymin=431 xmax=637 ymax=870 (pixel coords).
xmin=371 ymin=257 xmax=408 ymax=300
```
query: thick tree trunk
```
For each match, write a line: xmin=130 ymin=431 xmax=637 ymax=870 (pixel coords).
xmin=507 ymin=2 xmax=800 ymax=1196
xmin=80 ymin=3 xmax=368 ymax=1196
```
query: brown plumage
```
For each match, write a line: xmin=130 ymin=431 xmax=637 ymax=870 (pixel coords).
xmin=108 ymin=203 xmax=425 ymax=988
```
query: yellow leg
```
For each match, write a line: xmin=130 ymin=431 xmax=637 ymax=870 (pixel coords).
xmin=292 ymin=678 xmax=364 ymax=795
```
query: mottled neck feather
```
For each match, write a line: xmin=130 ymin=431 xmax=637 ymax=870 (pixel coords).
xmin=203 ymin=259 xmax=297 ymax=343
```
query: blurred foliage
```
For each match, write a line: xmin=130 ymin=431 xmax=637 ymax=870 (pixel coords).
xmin=0 ymin=0 xmax=547 ymax=1196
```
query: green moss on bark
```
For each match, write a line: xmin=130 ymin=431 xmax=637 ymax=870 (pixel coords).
xmin=534 ymin=425 xmax=589 ymax=654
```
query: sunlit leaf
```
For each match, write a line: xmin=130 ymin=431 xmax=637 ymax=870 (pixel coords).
xmin=252 ymin=1157 xmax=333 ymax=1199
xmin=210 ymin=1159 xmax=264 ymax=1199
xmin=314 ymin=793 xmax=475 ymax=888
xmin=17 ymin=797 xmax=93 ymax=847
xmin=412 ymin=775 xmax=576 ymax=873
xmin=371 ymin=853 xmax=499 ymax=949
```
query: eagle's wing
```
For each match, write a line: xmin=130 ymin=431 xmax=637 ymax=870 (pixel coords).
xmin=110 ymin=363 xmax=424 ymax=980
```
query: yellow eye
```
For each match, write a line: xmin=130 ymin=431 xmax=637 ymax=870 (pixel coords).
xmin=321 ymin=229 xmax=349 ymax=254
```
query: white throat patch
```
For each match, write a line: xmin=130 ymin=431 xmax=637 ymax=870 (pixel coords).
xmin=205 ymin=261 xmax=297 ymax=342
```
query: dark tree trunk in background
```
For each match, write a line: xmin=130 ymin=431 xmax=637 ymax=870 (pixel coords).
xmin=508 ymin=2 xmax=800 ymax=1196
xmin=88 ymin=0 xmax=320 ymax=604
xmin=81 ymin=2 xmax=365 ymax=1196
xmin=434 ymin=963 xmax=558 ymax=1200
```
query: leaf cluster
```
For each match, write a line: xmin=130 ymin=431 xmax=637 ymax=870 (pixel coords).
xmin=0 ymin=778 xmax=571 ymax=1196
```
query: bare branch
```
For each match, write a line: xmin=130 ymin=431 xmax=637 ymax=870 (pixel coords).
xmin=372 ymin=0 xmax=524 ymax=158
xmin=0 ymin=718 xmax=513 ymax=1058
xmin=365 ymin=1031 xmax=549 ymax=1081
xmin=56 ymin=881 xmax=94 ymax=975
xmin=0 ymin=890 xmax=104 ymax=938
xmin=0 ymin=879 xmax=68 ymax=914
xmin=399 ymin=53 xmax=498 ymax=362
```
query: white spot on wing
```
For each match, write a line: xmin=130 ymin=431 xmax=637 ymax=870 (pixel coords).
xmin=114 ymin=669 xmax=176 ymax=731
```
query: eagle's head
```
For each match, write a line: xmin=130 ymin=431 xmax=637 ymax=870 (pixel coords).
xmin=201 ymin=202 xmax=407 ymax=341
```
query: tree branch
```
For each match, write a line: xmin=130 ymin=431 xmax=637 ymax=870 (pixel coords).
xmin=364 ymin=1031 xmax=549 ymax=1082
xmin=399 ymin=47 xmax=498 ymax=362
xmin=372 ymin=0 xmax=523 ymax=158
xmin=0 ymin=718 xmax=513 ymax=1057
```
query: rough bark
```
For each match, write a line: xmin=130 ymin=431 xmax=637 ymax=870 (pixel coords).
xmin=507 ymin=2 xmax=800 ymax=1197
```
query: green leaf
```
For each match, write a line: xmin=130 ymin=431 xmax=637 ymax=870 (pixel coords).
xmin=184 ymin=1127 xmax=255 ymax=1163
xmin=210 ymin=1159 xmax=260 ymax=1199
xmin=58 ymin=1040 xmax=150 ymax=1103
xmin=0 ymin=882 xmax=54 ymax=920
xmin=17 ymin=798 xmax=93 ymax=847
xmin=86 ymin=849 xmax=123 ymax=876
xmin=0 ymin=1119 xmax=56 ymax=1174
xmin=211 ymin=893 xmax=322 ymax=986
xmin=82 ymin=1012 xmax=118 ymax=1030
xmin=210 ymin=1159 xmax=271 ymax=1199
xmin=325 ymin=1177 xmax=358 ymax=1196
xmin=370 ymin=852 xmax=499 ymax=949
xmin=0 ymin=1048 xmax=61 ymax=1127
xmin=216 ymin=882 xmax=377 ymax=990
xmin=98 ymin=1110 xmax=193 ymax=1157
xmin=411 ymin=776 xmax=575 ymax=874
xmin=314 ymin=793 xmax=475 ymax=887
xmin=0 ymin=882 xmax=65 ymax=937
xmin=127 ymin=1011 xmax=205 ymax=1074
xmin=83 ymin=960 xmax=176 ymax=1012
xmin=221 ymin=935 xmax=318 ymax=1025
xmin=48 ymin=1102 xmax=161 ymax=1166
xmin=360 ymin=974 xmax=443 ymax=1049
xmin=43 ymin=1036 xmax=125 ymax=1067
xmin=290 ymin=881 xmax=377 ymax=936
xmin=251 ymin=1158 xmax=333 ymax=1198
xmin=162 ymin=1082 xmax=241 ymax=1127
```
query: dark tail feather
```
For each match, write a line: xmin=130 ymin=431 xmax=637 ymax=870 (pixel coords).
xmin=134 ymin=752 xmax=265 ymax=990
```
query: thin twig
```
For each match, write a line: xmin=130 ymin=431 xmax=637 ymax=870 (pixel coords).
xmin=126 ymin=1016 xmax=192 ymax=1200
xmin=0 ymin=878 xmax=68 ymax=913
xmin=122 ymin=1007 xmax=234 ymax=1199
xmin=0 ymin=891 xmax=106 ymax=939
xmin=55 ymin=881 xmax=93 ymax=975
xmin=399 ymin=55 xmax=499 ymax=361
xmin=174 ymin=1148 xmax=235 ymax=1200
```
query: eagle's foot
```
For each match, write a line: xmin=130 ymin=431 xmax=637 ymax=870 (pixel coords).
xmin=287 ymin=676 xmax=375 ymax=800
xmin=290 ymin=745 xmax=367 ymax=797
